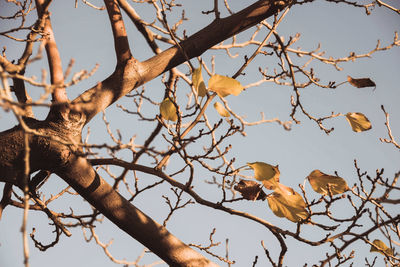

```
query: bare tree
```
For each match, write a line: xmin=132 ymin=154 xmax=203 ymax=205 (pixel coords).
xmin=0 ymin=0 xmax=399 ymax=266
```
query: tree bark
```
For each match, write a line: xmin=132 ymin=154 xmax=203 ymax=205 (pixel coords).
xmin=57 ymin=155 xmax=219 ymax=267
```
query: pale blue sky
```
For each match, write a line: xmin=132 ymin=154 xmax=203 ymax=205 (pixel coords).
xmin=1 ymin=1 xmax=399 ymax=266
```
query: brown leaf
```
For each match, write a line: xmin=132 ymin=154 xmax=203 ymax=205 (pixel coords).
xmin=345 ymin=112 xmax=372 ymax=132
xmin=347 ymin=76 xmax=376 ymax=89
xmin=234 ymin=179 xmax=267 ymax=201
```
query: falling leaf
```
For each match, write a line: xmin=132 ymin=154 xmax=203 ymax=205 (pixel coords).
xmin=347 ymin=76 xmax=376 ymax=89
xmin=345 ymin=112 xmax=372 ymax=132
xmin=247 ymin=162 xmax=280 ymax=190
xmin=307 ymin=170 xmax=349 ymax=195
xmin=160 ymin=98 xmax=178 ymax=121
xmin=370 ymin=239 xmax=393 ymax=256
xmin=234 ymin=179 xmax=267 ymax=201
xmin=192 ymin=67 xmax=207 ymax=97
xmin=267 ymin=188 xmax=308 ymax=222
xmin=208 ymin=74 xmax=244 ymax=97
xmin=213 ymin=102 xmax=230 ymax=117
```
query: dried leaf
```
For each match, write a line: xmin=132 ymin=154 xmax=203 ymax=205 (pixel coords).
xmin=213 ymin=102 xmax=230 ymax=117
xmin=208 ymin=74 xmax=244 ymax=97
xmin=307 ymin=170 xmax=349 ymax=195
xmin=347 ymin=76 xmax=376 ymax=88
xmin=192 ymin=67 xmax=207 ymax=97
xmin=370 ymin=239 xmax=393 ymax=256
xmin=247 ymin=162 xmax=280 ymax=190
xmin=267 ymin=187 xmax=308 ymax=222
xmin=345 ymin=112 xmax=372 ymax=132
xmin=234 ymin=179 xmax=267 ymax=201
xmin=160 ymin=98 xmax=178 ymax=121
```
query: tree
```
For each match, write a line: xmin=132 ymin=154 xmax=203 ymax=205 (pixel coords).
xmin=0 ymin=0 xmax=399 ymax=266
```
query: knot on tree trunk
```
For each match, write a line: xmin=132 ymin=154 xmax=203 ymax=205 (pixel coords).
xmin=0 ymin=112 xmax=85 ymax=187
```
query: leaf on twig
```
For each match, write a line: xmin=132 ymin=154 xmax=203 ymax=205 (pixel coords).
xmin=208 ymin=75 xmax=244 ymax=97
xmin=345 ymin=112 xmax=372 ymax=132
xmin=267 ymin=185 xmax=308 ymax=222
xmin=234 ymin=179 xmax=267 ymax=201
xmin=160 ymin=98 xmax=178 ymax=121
xmin=247 ymin=162 xmax=280 ymax=190
xmin=347 ymin=76 xmax=376 ymax=89
xmin=213 ymin=102 xmax=230 ymax=117
xmin=192 ymin=67 xmax=207 ymax=97
xmin=370 ymin=239 xmax=393 ymax=256
xmin=307 ymin=170 xmax=349 ymax=195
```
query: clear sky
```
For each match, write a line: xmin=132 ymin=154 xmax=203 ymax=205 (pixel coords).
xmin=1 ymin=0 xmax=399 ymax=266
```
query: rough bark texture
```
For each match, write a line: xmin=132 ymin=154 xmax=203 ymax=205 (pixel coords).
xmin=58 ymin=155 xmax=218 ymax=267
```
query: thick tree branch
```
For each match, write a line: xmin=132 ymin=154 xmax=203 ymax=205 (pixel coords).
xmin=0 ymin=183 xmax=12 ymax=219
xmin=104 ymin=0 xmax=132 ymax=63
xmin=12 ymin=77 xmax=34 ymax=117
xmin=117 ymin=0 xmax=162 ymax=54
xmin=57 ymin=155 xmax=219 ymax=266
xmin=35 ymin=0 xmax=68 ymax=104
xmin=140 ymin=0 xmax=289 ymax=84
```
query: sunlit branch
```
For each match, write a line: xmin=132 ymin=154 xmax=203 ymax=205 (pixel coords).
xmin=233 ymin=7 xmax=290 ymax=78
xmin=104 ymin=0 xmax=132 ymax=63
xmin=35 ymin=0 xmax=68 ymax=104
xmin=380 ymin=105 xmax=400 ymax=150
xmin=117 ymin=0 xmax=162 ymax=54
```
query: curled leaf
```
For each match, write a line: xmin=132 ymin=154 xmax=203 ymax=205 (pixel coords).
xmin=345 ymin=112 xmax=372 ymax=132
xmin=370 ymin=239 xmax=393 ymax=256
xmin=234 ymin=179 xmax=267 ymax=201
xmin=307 ymin=170 xmax=349 ymax=195
xmin=213 ymin=102 xmax=230 ymax=117
xmin=160 ymin=98 xmax=178 ymax=121
xmin=247 ymin=162 xmax=280 ymax=189
xmin=192 ymin=67 xmax=207 ymax=97
xmin=267 ymin=187 xmax=308 ymax=222
xmin=208 ymin=74 xmax=244 ymax=97
xmin=347 ymin=76 xmax=376 ymax=88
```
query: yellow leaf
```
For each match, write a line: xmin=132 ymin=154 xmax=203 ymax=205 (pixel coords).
xmin=160 ymin=98 xmax=178 ymax=121
xmin=307 ymin=170 xmax=349 ymax=195
xmin=267 ymin=188 xmax=308 ymax=222
xmin=275 ymin=183 xmax=296 ymax=196
xmin=213 ymin=102 xmax=230 ymax=117
xmin=345 ymin=112 xmax=372 ymax=132
xmin=370 ymin=239 xmax=393 ymax=256
xmin=275 ymin=184 xmax=307 ymax=210
xmin=192 ymin=67 xmax=207 ymax=97
xmin=208 ymin=74 xmax=244 ymax=97
xmin=247 ymin=162 xmax=280 ymax=190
